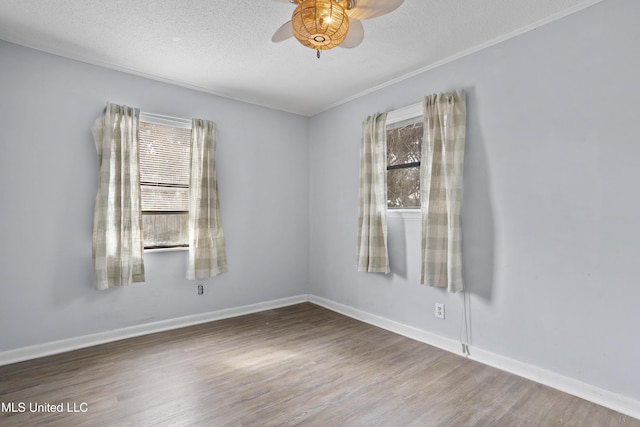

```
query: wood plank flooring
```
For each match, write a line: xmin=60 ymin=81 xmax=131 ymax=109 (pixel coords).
xmin=0 ymin=303 xmax=638 ymax=426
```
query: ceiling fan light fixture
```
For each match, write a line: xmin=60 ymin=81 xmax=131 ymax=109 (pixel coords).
xmin=292 ymin=0 xmax=350 ymax=51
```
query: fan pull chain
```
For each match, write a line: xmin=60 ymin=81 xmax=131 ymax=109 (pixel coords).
xmin=317 ymin=49 xmax=321 ymax=59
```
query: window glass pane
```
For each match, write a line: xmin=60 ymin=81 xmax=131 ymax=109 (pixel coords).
xmin=386 ymin=117 xmax=422 ymax=209
xmin=387 ymin=166 xmax=420 ymax=208
xmin=142 ymin=212 xmax=189 ymax=249
xmin=139 ymin=117 xmax=191 ymax=248
xmin=387 ymin=120 xmax=422 ymax=167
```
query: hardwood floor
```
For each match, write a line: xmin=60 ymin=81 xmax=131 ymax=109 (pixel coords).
xmin=0 ymin=303 xmax=637 ymax=426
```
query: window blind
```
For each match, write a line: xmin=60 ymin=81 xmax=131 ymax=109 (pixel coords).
xmin=138 ymin=115 xmax=192 ymax=248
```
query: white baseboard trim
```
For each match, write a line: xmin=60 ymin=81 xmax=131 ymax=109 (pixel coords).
xmin=309 ymin=294 xmax=640 ymax=421
xmin=309 ymin=295 xmax=462 ymax=354
xmin=0 ymin=294 xmax=308 ymax=367
xmin=467 ymin=347 xmax=640 ymax=421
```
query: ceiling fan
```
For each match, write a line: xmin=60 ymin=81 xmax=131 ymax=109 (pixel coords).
xmin=272 ymin=0 xmax=404 ymax=58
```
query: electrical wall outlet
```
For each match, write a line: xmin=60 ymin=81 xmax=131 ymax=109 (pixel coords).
xmin=435 ymin=303 xmax=445 ymax=319
xmin=197 ymin=284 xmax=204 ymax=295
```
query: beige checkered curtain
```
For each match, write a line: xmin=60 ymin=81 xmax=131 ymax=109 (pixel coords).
xmin=420 ymin=90 xmax=466 ymax=292
xmin=357 ymin=113 xmax=390 ymax=273
xmin=91 ymin=103 xmax=145 ymax=290
xmin=187 ymin=119 xmax=228 ymax=280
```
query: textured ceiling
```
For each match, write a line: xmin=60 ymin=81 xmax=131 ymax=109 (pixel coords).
xmin=0 ymin=0 xmax=600 ymax=116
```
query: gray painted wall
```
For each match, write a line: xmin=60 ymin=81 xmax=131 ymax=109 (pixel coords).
xmin=0 ymin=40 xmax=310 ymax=351
xmin=309 ymin=0 xmax=640 ymax=400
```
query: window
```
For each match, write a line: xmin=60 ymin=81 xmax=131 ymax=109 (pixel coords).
xmin=386 ymin=103 xmax=423 ymax=209
xmin=138 ymin=113 xmax=192 ymax=249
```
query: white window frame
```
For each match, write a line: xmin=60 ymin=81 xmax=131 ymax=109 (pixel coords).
xmin=386 ymin=102 xmax=422 ymax=218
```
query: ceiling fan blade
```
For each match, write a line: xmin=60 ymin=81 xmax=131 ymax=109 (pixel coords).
xmin=339 ymin=19 xmax=364 ymax=49
xmin=272 ymin=21 xmax=293 ymax=43
xmin=346 ymin=0 xmax=404 ymax=20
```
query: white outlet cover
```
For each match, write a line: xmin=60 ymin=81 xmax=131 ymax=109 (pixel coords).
xmin=435 ymin=303 xmax=445 ymax=319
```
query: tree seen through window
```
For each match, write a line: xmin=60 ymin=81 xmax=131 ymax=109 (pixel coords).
xmin=386 ymin=119 xmax=423 ymax=208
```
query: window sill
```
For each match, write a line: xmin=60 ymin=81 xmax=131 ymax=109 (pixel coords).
xmin=388 ymin=209 xmax=420 ymax=219
xmin=144 ymin=247 xmax=189 ymax=253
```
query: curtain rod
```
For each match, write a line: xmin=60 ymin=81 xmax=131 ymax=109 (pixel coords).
xmin=139 ymin=111 xmax=193 ymax=129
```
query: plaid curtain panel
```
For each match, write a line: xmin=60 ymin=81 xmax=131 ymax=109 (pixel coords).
xmin=357 ymin=113 xmax=390 ymax=273
xmin=187 ymin=119 xmax=228 ymax=280
xmin=420 ymin=90 xmax=466 ymax=292
xmin=91 ymin=103 xmax=145 ymax=290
